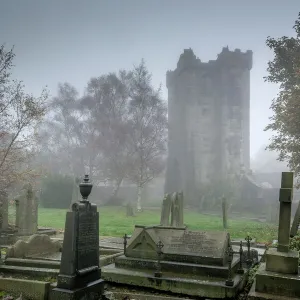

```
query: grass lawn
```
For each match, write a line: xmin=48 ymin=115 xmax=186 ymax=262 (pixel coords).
xmin=37 ymin=206 xmax=277 ymax=243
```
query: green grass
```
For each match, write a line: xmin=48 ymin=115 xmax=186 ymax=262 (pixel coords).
xmin=37 ymin=207 xmax=277 ymax=243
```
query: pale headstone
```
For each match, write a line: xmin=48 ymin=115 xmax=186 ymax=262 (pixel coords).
xmin=17 ymin=184 xmax=38 ymax=235
xmin=6 ymin=234 xmax=61 ymax=258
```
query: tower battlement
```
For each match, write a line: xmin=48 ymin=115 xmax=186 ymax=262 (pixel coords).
xmin=167 ymin=47 xmax=252 ymax=87
xmin=216 ymin=47 xmax=253 ymax=70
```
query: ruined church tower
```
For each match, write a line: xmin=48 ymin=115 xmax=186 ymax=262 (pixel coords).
xmin=165 ymin=47 xmax=253 ymax=204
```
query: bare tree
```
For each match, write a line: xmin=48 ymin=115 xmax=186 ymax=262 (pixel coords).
xmin=81 ymin=71 xmax=134 ymax=194
xmin=127 ymin=60 xmax=167 ymax=211
xmin=0 ymin=45 xmax=48 ymax=192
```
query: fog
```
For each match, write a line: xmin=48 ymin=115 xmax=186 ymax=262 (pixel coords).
xmin=1 ymin=0 xmax=299 ymax=157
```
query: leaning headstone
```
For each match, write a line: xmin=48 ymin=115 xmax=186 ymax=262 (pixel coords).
xmin=160 ymin=194 xmax=172 ymax=226
xmin=290 ymin=199 xmax=300 ymax=237
xmin=50 ymin=175 xmax=104 ymax=300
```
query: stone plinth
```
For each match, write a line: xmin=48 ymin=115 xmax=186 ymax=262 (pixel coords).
xmin=265 ymin=248 xmax=299 ymax=274
xmin=248 ymin=264 xmax=300 ymax=299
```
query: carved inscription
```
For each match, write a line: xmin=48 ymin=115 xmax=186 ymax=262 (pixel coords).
xmin=167 ymin=231 xmax=222 ymax=256
xmin=77 ymin=211 xmax=99 ymax=271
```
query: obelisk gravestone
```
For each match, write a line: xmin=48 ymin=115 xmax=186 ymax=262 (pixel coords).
xmin=51 ymin=175 xmax=104 ymax=300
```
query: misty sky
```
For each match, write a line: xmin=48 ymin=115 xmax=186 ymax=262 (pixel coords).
xmin=1 ymin=0 xmax=299 ymax=158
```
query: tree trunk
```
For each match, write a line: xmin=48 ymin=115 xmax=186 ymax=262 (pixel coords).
xmin=111 ymin=178 xmax=123 ymax=198
xmin=137 ymin=184 xmax=142 ymax=212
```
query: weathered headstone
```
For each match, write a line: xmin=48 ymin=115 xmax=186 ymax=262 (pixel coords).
xmin=160 ymin=192 xmax=184 ymax=227
xmin=222 ymin=196 xmax=228 ymax=229
xmin=6 ymin=234 xmax=61 ymax=258
xmin=51 ymin=175 xmax=104 ymax=300
xmin=17 ymin=184 xmax=38 ymax=235
xmin=160 ymin=194 xmax=172 ymax=226
xmin=0 ymin=191 xmax=8 ymax=231
xmin=126 ymin=202 xmax=134 ymax=217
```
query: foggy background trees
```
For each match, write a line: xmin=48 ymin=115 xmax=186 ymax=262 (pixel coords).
xmin=37 ymin=60 xmax=167 ymax=209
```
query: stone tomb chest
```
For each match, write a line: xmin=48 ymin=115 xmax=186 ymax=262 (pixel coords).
xmin=102 ymin=225 xmax=245 ymax=299
xmin=126 ymin=225 xmax=229 ymax=266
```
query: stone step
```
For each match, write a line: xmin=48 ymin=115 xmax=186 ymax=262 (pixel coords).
xmin=0 ymin=265 xmax=59 ymax=277
xmin=104 ymin=291 xmax=192 ymax=300
xmin=5 ymin=258 xmax=60 ymax=269
xmin=102 ymin=264 xmax=246 ymax=299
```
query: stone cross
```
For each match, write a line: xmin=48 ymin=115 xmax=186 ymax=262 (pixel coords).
xmin=277 ymin=172 xmax=293 ymax=252
xmin=154 ymin=240 xmax=164 ymax=278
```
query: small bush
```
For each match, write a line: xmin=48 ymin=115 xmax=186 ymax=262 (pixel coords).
xmin=290 ymin=234 xmax=300 ymax=252
xmin=40 ymin=174 xmax=74 ymax=209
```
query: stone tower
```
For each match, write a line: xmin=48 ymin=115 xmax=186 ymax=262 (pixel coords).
xmin=165 ymin=47 xmax=253 ymax=204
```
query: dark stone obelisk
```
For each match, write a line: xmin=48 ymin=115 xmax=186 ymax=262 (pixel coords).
xmin=51 ymin=175 xmax=104 ymax=300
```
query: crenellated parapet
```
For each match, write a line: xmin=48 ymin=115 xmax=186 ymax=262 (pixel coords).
xmin=166 ymin=47 xmax=252 ymax=88
xmin=216 ymin=47 xmax=253 ymax=70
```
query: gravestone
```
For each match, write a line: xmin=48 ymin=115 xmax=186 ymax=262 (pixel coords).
xmin=51 ymin=175 xmax=104 ymax=300
xmin=6 ymin=234 xmax=61 ymax=258
xmin=102 ymin=194 xmax=246 ymax=299
xmin=290 ymin=200 xmax=300 ymax=237
xmin=160 ymin=192 xmax=184 ymax=227
xmin=0 ymin=191 xmax=8 ymax=231
xmin=126 ymin=202 xmax=134 ymax=217
xmin=17 ymin=184 xmax=38 ymax=235
xmin=249 ymin=172 xmax=300 ymax=300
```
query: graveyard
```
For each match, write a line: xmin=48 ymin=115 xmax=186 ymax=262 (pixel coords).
xmin=0 ymin=172 xmax=298 ymax=300
xmin=1 ymin=5 xmax=300 ymax=299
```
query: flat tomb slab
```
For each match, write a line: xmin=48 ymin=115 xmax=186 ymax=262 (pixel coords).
xmin=114 ymin=255 xmax=241 ymax=278
xmin=126 ymin=225 xmax=229 ymax=266
xmin=102 ymin=263 xmax=245 ymax=299
xmin=254 ymin=263 xmax=300 ymax=298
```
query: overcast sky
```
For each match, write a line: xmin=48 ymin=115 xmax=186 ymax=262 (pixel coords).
xmin=1 ymin=0 xmax=299 ymax=158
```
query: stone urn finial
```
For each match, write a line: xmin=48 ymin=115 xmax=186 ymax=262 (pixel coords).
xmin=79 ymin=175 xmax=93 ymax=201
